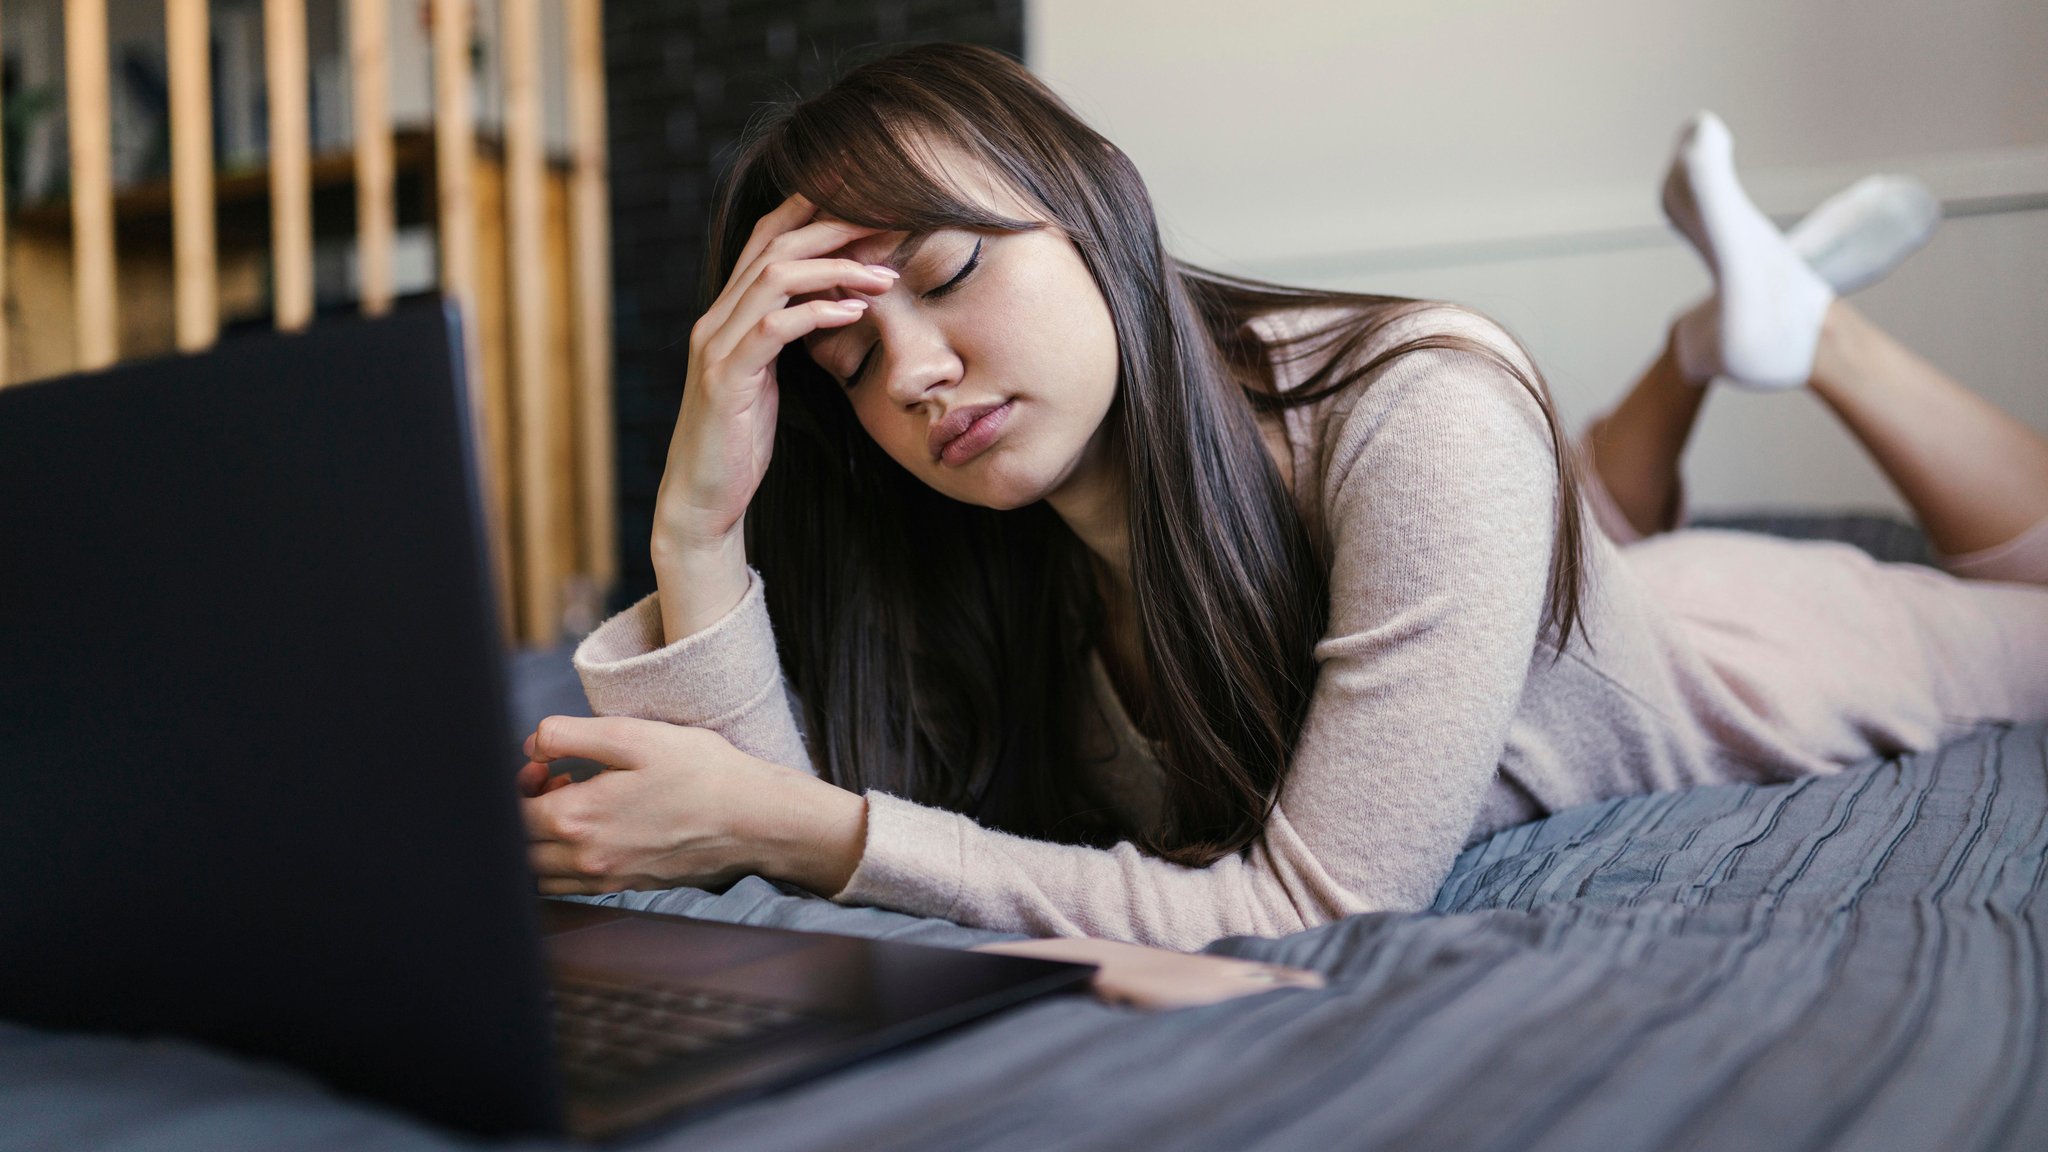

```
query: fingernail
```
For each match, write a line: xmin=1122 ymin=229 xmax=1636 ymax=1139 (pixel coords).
xmin=836 ymin=298 xmax=870 ymax=310
xmin=864 ymin=264 xmax=900 ymax=279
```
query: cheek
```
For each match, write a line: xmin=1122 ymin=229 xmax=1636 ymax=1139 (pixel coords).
xmin=848 ymin=396 xmax=927 ymax=473
xmin=1032 ymin=283 xmax=1119 ymax=442
xmin=1020 ymin=249 xmax=1118 ymax=399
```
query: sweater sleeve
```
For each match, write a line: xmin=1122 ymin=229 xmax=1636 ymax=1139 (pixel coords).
xmin=570 ymin=569 xmax=816 ymax=775
xmin=831 ymin=317 xmax=1560 ymax=950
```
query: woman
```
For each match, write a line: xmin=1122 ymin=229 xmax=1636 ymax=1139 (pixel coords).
xmin=516 ymin=44 xmax=2048 ymax=954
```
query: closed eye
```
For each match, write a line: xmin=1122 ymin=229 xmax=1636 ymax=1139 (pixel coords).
xmin=839 ymin=237 xmax=982 ymax=389
xmin=843 ymin=342 xmax=879 ymax=390
xmin=924 ymin=237 xmax=983 ymax=300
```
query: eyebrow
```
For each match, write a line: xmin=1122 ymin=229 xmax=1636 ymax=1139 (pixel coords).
xmin=803 ymin=231 xmax=937 ymax=362
xmin=877 ymin=231 xmax=932 ymax=272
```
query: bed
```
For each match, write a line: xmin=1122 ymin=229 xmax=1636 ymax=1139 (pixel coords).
xmin=5 ymin=517 xmax=2041 ymax=1152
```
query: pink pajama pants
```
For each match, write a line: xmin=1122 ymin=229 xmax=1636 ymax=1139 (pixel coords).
xmin=1574 ymin=431 xmax=2048 ymax=761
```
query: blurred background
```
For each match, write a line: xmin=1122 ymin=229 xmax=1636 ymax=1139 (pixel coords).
xmin=4 ymin=0 xmax=2043 ymax=653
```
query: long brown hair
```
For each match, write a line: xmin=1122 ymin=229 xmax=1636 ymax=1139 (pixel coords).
xmin=705 ymin=43 xmax=1586 ymax=866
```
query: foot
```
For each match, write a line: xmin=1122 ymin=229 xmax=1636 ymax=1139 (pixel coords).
xmin=1664 ymin=174 xmax=1938 ymax=391
xmin=1662 ymin=112 xmax=1836 ymax=390
xmin=1788 ymin=174 xmax=1941 ymax=295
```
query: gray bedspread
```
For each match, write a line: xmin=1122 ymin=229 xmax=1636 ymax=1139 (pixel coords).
xmin=8 ymin=516 xmax=2042 ymax=1151
xmin=5 ymin=721 xmax=2044 ymax=1152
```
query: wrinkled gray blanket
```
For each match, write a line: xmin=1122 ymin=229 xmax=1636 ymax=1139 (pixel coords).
xmin=4 ymin=721 xmax=2044 ymax=1152
xmin=8 ymin=516 xmax=2041 ymax=1151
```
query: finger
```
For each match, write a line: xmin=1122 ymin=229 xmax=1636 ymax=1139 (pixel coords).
xmin=521 ymin=785 xmax=600 ymax=845
xmin=521 ymin=794 xmax=562 ymax=842
xmin=729 ymin=193 xmax=818 ymax=285
xmin=538 ymin=877 xmax=607 ymax=896
xmin=529 ymin=840 xmax=597 ymax=879
xmin=718 ymin=299 xmax=873 ymax=382
xmin=1241 ymin=963 xmax=1325 ymax=989
xmin=704 ymin=259 xmax=895 ymax=364
xmin=707 ymin=218 xmax=889 ymax=334
xmin=544 ymin=771 xmax=577 ymax=794
xmin=741 ymin=216 xmax=889 ymax=287
xmin=526 ymin=714 xmax=655 ymax=768
xmin=515 ymin=760 xmax=549 ymax=798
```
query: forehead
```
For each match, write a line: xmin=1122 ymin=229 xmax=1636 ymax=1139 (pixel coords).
xmin=825 ymin=229 xmax=916 ymax=266
xmin=817 ymin=140 xmax=1041 ymax=262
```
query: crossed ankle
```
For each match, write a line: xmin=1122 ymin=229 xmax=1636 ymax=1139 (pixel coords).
xmin=1662 ymin=112 xmax=1834 ymax=391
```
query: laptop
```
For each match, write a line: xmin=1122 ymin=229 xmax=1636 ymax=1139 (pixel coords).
xmin=0 ymin=299 xmax=1095 ymax=1142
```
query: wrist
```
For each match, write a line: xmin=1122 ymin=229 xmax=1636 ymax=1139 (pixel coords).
xmin=649 ymin=505 xmax=746 ymax=573
xmin=747 ymin=769 xmax=868 ymax=898
xmin=651 ymin=528 xmax=750 ymax=644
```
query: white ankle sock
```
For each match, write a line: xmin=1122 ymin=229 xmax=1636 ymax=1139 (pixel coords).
xmin=1663 ymin=112 xmax=1836 ymax=390
xmin=1788 ymin=174 xmax=1941 ymax=295
xmin=1669 ymin=174 xmax=1940 ymax=387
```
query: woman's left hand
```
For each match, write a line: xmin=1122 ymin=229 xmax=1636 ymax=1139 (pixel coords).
xmin=969 ymin=937 xmax=1326 ymax=1011
xmin=515 ymin=716 xmax=867 ymax=897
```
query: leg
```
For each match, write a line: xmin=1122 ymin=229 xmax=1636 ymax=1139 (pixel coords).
xmin=1596 ymin=119 xmax=1937 ymax=542
xmin=1809 ymin=299 xmax=2048 ymax=560
xmin=1583 ymin=331 xmax=1708 ymax=540
xmin=1651 ymin=112 xmax=2048 ymax=581
xmin=1659 ymin=115 xmax=1936 ymax=392
xmin=1661 ymin=114 xmax=1836 ymax=391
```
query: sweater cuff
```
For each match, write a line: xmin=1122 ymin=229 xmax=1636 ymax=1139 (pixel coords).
xmin=829 ymin=790 xmax=968 ymax=923
xmin=571 ymin=566 xmax=784 ymax=727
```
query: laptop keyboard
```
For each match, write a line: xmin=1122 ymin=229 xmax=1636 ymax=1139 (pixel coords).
xmin=550 ymin=976 xmax=823 ymax=1096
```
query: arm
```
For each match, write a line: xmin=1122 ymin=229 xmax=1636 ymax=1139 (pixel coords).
xmin=572 ymin=567 xmax=817 ymax=777
xmin=529 ymin=195 xmax=901 ymax=895
xmin=572 ymin=193 xmax=898 ymax=776
xmin=830 ymin=323 xmax=1561 ymax=950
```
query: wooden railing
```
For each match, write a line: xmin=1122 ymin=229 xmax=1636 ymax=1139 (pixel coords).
xmin=2 ymin=0 xmax=615 ymax=649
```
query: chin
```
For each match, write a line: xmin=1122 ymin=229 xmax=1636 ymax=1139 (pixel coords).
xmin=934 ymin=451 xmax=1064 ymax=511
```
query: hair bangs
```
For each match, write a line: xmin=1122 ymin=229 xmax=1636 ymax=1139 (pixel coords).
xmin=765 ymin=96 xmax=1040 ymax=238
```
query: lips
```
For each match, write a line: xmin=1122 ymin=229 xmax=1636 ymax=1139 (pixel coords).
xmin=927 ymin=399 xmax=1010 ymax=461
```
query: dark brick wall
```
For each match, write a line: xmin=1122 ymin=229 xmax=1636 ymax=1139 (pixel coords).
xmin=602 ymin=0 xmax=1026 ymax=607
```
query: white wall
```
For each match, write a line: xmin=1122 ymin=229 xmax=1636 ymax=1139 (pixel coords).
xmin=1027 ymin=0 xmax=2048 ymax=514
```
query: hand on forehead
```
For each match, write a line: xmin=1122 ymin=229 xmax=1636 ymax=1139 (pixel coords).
xmin=785 ymin=228 xmax=923 ymax=319
xmin=821 ymin=228 xmax=919 ymax=269
xmin=804 ymin=139 xmax=1043 ymax=266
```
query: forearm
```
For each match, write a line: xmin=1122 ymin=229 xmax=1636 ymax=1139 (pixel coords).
xmin=746 ymin=770 xmax=868 ymax=897
xmin=651 ymin=520 xmax=752 ymax=646
xmin=574 ymin=565 xmax=815 ymax=775
xmin=831 ymin=793 xmax=1365 ymax=950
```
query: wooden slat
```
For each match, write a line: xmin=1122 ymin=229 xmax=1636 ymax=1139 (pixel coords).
xmin=502 ymin=0 xmax=559 ymax=645
xmin=471 ymin=154 xmax=518 ymax=639
xmin=434 ymin=0 xmax=515 ymax=642
xmin=544 ymin=171 xmax=583 ymax=631
xmin=264 ymin=0 xmax=312 ymax=331
xmin=566 ymin=0 xmax=615 ymax=590
xmin=432 ymin=0 xmax=477 ymax=310
xmin=65 ymin=0 xmax=117 ymax=369
xmin=167 ymin=0 xmax=217 ymax=352
xmin=350 ymin=0 xmax=393 ymax=315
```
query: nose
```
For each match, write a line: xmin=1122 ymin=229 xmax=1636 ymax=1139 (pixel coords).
xmin=875 ymin=316 xmax=963 ymax=412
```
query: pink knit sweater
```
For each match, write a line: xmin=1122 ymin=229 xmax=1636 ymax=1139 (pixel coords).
xmin=574 ymin=305 xmax=2048 ymax=951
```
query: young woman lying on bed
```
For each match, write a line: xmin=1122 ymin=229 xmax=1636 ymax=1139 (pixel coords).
xmin=514 ymin=45 xmax=2048 ymax=966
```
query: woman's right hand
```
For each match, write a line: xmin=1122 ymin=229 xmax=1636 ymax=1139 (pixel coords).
xmin=652 ymin=195 xmax=898 ymax=640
